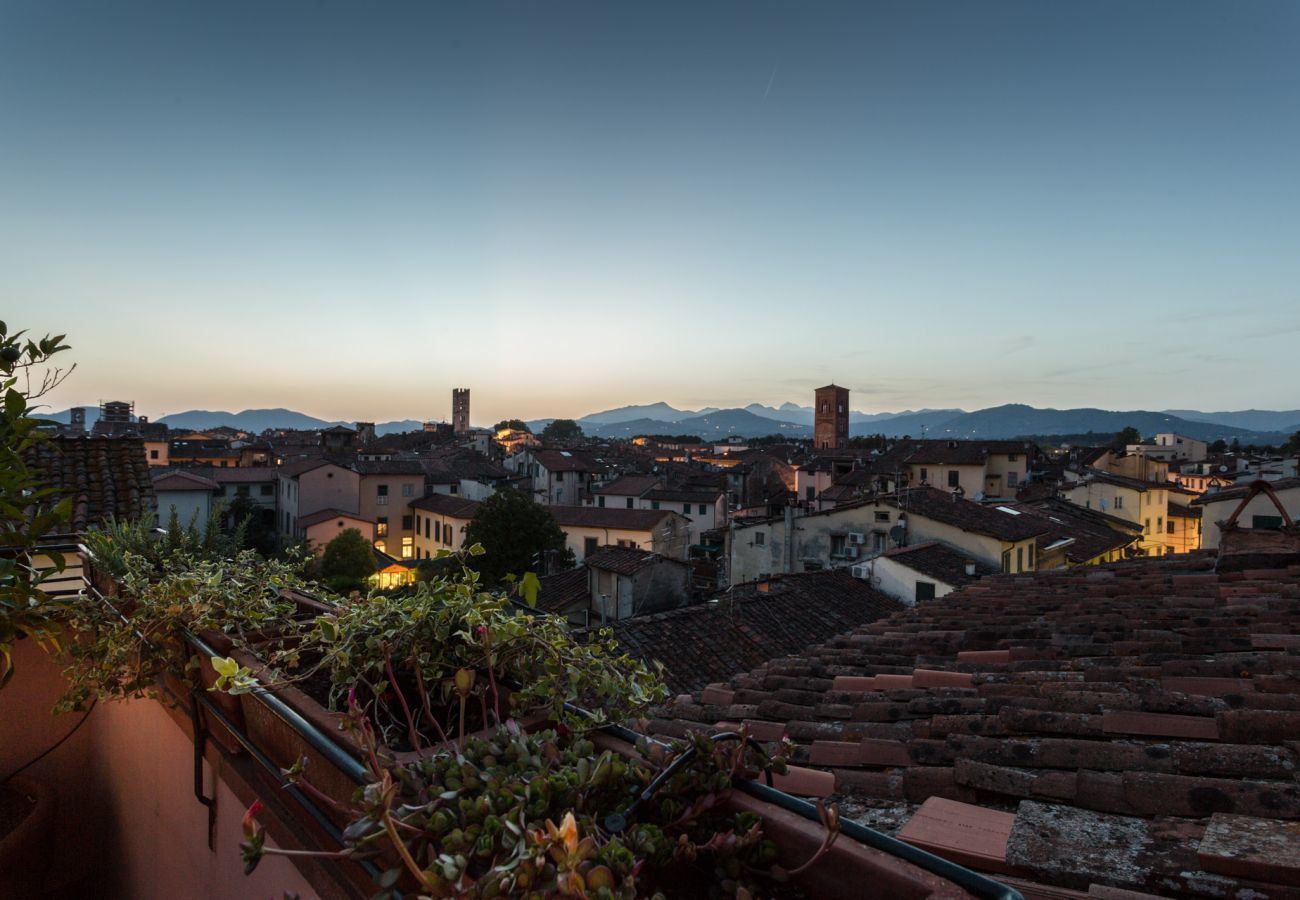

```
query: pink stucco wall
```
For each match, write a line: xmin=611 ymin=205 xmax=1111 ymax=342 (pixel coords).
xmin=1 ymin=639 xmax=319 ymax=899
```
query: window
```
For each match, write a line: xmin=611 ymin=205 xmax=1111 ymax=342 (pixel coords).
xmin=1016 ymin=546 xmax=1023 ymax=572
xmin=625 ymin=498 xmax=634 ymax=509
xmin=1007 ymin=472 xmax=1018 ymax=488
xmin=683 ymin=503 xmax=691 ymax=514
xmin=401 ymin=537 xmax=413 ymax=558
xmin=754 ymin=531 xmax=765 ymax=545
xmin=377 ymin=484 xmax=389 ymax=505
xmin=915 ymin=582 xmax=936 ymax=603
xmin=1028 ymin=543 xmax=1034 ymax=569
xmin=149 ymin=449 xmax=159 ymax=460
xmin=1253 ymin=515 xmax=1284 ymax=530
xmin=1145 ymin=518 xmax=1151 ymax=533
xmin=260 ymin=485 xmax=273 ymax=496
xmin=555 ymin=471 xmax=564 ymax=482
xmin=874 ymin=511 xmax=890 ymax=523
xmin=1008 ymin=454 xmax=1018 ymax=462
xmin=435 ymin=521 xmax=441 ymax=542
xmin=830 ymin=534 xmax=847 ymax=557
xmin=402 ymin=484 xmax=414 ymax=497
xmin=947 ymin=470 xmax=960 ymax=488
xmin=375 ymin=540 xmax=386 ymax=554
xmin=555 ymin=490 xmax=562 ymax=502
xmin=236 ymin=485 xmax=250 ymax=497
xmin=1167 ymin=520 xmax=1175 ymax=534
xmin=1001 ymin=549 xmax=1011 ymax=573
xmin=1114 ymin=495 xmax=1123 ymax=509
xmin=651 ymin=501 xmax=660 ymax=510
xmin=597 ymin=495 xmax=605 ymax=507
xmin=1156 ymin=516 xmax=1162 ymax=532
xmin=584 ymin=537 xmax=599 ymax=557
xmin=616 ymin=539 xmax=637 ymax=549
xmin=805 ymin=486 xmax=816 ymax=501
xmin=698 ymin=504 xmax=708 ymax=515
xmin=402 ymin=515 xmax=413 ymax=531
xmin=424 ymin=517 xmax=430 ymax=538
xmin=920 ymin=467 xmax=929 ymax=483
xmin=377 ymin=517 xmax=388 ymax=537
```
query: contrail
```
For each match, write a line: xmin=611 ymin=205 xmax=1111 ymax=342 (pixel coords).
xmin=762 ymin=66 xmax=777 ymax=103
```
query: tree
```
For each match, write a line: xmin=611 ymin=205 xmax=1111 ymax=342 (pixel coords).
xmin=1111 ymin=426 xmax=1141 ymax=450
xmin=463 ymin=488 xmax=573 ymax=583
xmin=224 ymin=495 xmax=278 ymax=557
xmin=540 ymin=419 xmax=583 ymax=442
xmin=1285 ymin=431 xmax=1300 ymax=454
xmin=1209 ymin=439 xmax=1228 ymax=454
xmin=494 ymin=419 xmax=530 ymax=433
xmin=0 ymin=323 xmax=75 ymax=685
xmin=320 ymin=528 xmax=376 ymax=593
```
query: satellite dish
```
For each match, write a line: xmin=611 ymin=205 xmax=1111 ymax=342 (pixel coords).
xmin=889 ymin=525 xmax=906 ymax=545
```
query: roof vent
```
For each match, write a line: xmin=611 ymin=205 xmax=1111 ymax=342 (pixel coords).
xmin=964 ymin=561 xmax=976 ymax=576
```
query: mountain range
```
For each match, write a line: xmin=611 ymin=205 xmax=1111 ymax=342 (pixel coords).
xmin=43 ymin=402 xmax=1300 ymax=443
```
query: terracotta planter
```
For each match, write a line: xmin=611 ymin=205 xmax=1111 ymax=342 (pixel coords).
xmin=187 ymin=589 xmax=337 ymax=756
xmin=0 ymin=777 xmax=56 ymax=897
xmin=231 ymin=645 xmax=546 ymax=823
xmin=588 ymin=731 xmax=979 ymax=900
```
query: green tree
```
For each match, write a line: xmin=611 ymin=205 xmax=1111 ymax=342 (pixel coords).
xmin=1111 ymin=426 xmax=1142 ymax=449
xmin=1284 ymin=431 xmax=1300 ymax=454
xmin=1209 ymin=439 xmax=1228 ymax=454
xmin=463 ymin=488 xmax=573 ymax=583
xmin=0 ymin=323 xmax=75 ymax=686
xmin=493 ymin=419 xmax=531 ymax=433
xmin=320 ymin=528 xmax=377 ymax=593
xmin=540 ymin=419 xmax=583 ymax=442
xmin=224 ymin=496 xmax=278 ymax=557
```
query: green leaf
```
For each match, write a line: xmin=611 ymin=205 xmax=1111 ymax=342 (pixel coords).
xmin=212 ymin=656 xmax=239 ymax=678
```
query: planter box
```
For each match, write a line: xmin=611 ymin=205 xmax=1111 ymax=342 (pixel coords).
xmin=231 ymin=644 xmax=546 ymax=823
xmin=589 ymin=731 xmax=981 ymax=900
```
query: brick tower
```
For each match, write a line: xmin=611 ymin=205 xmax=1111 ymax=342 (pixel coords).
xmin=452 ymin=388 xmax=471 ymax=434
xmin=814 ymin=384 xmax=849 ymax=450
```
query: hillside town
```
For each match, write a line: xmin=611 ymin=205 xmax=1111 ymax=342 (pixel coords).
xmin=45 ymin=385 xmax=1300 ymax=612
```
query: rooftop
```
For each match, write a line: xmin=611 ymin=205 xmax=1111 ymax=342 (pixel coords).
xmin=24 ymin=435 xmax=156 ymax=532
xmin=548 ymin=505 xmax=683 ymax=530
xmin=881 ymin=542 xmax=996 ymax=587
xmin=598 ymin=570 xmax=902 ymax=693
xmin=655 ymin=550 xmax=1300 ymax=896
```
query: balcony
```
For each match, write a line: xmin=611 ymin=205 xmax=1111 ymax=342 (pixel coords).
xmin=1 ymin=545 xmax=1020 ymax=900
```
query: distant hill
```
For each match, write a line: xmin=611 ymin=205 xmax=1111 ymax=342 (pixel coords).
xmin=588 ymin=408 xmax=810 ymax=439
xmin=922 ymin=405 xmax=1257 ymax=442
xmin=576 ymin=402 xmax=718 ymax=427
xmin=156 ymin=408 xmax=349 ymax=432
xmin=1163 ymin=409 xmax=1300 ymax=433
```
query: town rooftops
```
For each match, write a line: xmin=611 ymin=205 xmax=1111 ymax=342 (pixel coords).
xmin=597 ymin=570 xmax=902 ymax=693
xmin=1191 ymin=476 xmax=1300 ymax=507
xmin=409 ymin=494 xmax=482 ymax=519
xmin=584 ymin=545 xmax=688 ymax=576
xmin=642 ymin=487 xmax=724 ymax=503
xmin=548 ymin=505 xmax=683 ymax=531
xmin=890 ymin=487 xmax=1050 ymax=543
xmin=881 ymin=542 xmax=995 ymax=587
xmin=150 ymin=469 xmax=220 ymax=492
xmin=655 ymin=549 xmax=1300 ymax=897
xmin=206 ymin=467 xmax=280 ymax=483
xmin=24 ymin=435 xmax=156 ymax=532
xmin=590 ymin=474 xmax=661 ymax=496
xmin=350 ymin=459 xmax=428 ymax=476
xmin=877 ymin=439 xmax=1034 ymax=469
xmin=531 ymin=449 xmax=600 ymax=472
xmin=1072 ymin=469 xmax=1170 ymax=492
xmin=296 ymin=508 xmax=372 ymax=529
xmin=1010 ymin=497 xmax=1143 ymax=564
xmin=275 ymin=457 xmax=337 ymax=478
xmin=533 ymin=565 xmax=591 ymax=614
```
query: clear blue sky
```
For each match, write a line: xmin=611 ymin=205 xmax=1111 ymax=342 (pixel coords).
xmin=3 ymin=1 xmax=1298 ymax=424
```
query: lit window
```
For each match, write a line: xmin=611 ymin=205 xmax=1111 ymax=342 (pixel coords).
xmin=401 ymin=537 xmax=413 ymax=559
xmin=377 ymin=517 xmax=388 ymax=537
xmin=375 ymin=540 xmax=386 ymax=554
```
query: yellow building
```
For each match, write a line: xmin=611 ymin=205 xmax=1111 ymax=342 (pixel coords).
xmin=411 ymin=494 xmax=481 ymax=559
xmin=1062 ymin=473 xmax=1170 ymax=556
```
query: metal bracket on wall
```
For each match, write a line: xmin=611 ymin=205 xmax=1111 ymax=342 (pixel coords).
xmin=188 ymin=693 xmax=217 ymax=850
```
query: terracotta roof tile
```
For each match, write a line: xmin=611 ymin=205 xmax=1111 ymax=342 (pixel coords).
xmin=25 ymin=435 xmax=156 ymax=532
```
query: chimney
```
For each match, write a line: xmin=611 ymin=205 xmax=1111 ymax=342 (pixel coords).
xmin=965 ymin=561 xmax=977 ymax=577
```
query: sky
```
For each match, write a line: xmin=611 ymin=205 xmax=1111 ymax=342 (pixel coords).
xmin=3 ymin=1 xmax=1299 ymax=425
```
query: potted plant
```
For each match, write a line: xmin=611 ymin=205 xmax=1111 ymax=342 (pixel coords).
xmin=214 ymin=549 xmax=668 ymax=814
xmin=239 ymin=684 xmax=843 ymax=898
